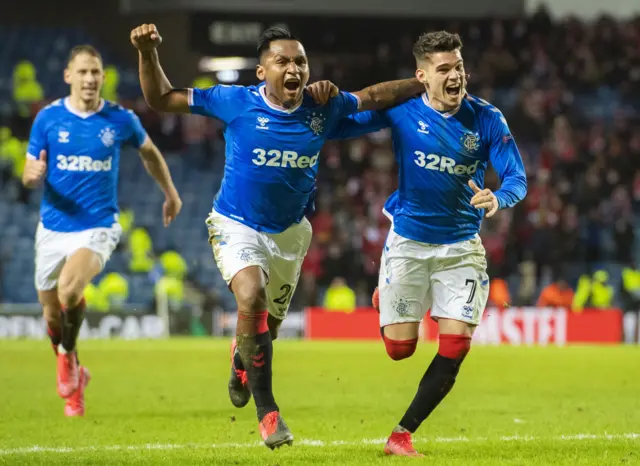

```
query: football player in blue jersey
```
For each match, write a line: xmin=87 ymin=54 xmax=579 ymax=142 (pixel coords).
xmin=131 ymin=23 xmax=423 ymax=448
xmin=328 ymin=31 xmax=528 ymax=456
xmin=22 ymin=45 xmax=182 ymax=417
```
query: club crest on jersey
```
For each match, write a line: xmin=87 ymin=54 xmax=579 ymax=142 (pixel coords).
xmin=305 ymin=111 xmax=325 ymax=136
xmin=417 ymin=121 xmax=430 ymax=134
xmin=461 ymin=133 xmax=480 ymax=153
xmin=99 ymin=127 xmax=116 ymax=147
xmin=256 ymin=116 xmax=270 ymax=130
xmin=58 ymin=130 xmax=70 ymax=143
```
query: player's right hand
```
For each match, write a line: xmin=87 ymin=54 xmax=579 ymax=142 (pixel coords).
xmin=23 ymin=149 xmax=47 ymax=187
xmin=306 ymin=81 xmax=339 ymax=105
xmin=130 ymin=24 xmax=162 ymax=52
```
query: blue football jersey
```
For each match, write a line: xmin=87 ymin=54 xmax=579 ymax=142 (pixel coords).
xmin=27 ymin=98 xmax=148 ymax=232
xmin=329 ymin=93 xmax=527 ymax=244
xmin=188 ymin=83 xmax=360 ymax=233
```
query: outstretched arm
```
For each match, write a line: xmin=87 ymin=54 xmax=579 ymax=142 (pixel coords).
xmin=131 ymin=24 xmax=189 ymax=113
xmin=352 ymin=78 xmax=424 ymax=112
xmin=307 ymin=78 xmax=423 ymax=112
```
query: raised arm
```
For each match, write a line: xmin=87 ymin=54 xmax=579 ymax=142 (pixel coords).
xmin=131 ymin=24 xmax=189 ymax=113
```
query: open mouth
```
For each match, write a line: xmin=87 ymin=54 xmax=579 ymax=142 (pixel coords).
xmin=446 ymin=84 xmax=461 ymax=97
xmin=284 ymin=78 xmax=300 ymax=92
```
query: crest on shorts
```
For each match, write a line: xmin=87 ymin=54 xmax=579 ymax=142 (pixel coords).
xmin=393 ymin=298 xmax=410 ymax=317
xmin=99 ymin=127 xmax=116 ymax=147
xmin=91 ymin=231 xmax=108 ymax=243
xmin=461 ymin=132 xmax=480 ymax=153
xmin=305 ymin=111 xmax=325 ymax=136
xmin=237 ymin=248 xmax=254 ymax=263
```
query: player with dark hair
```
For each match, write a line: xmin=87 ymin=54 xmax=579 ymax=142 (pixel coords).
xmin=22 ymin=44 xmax=182 ymax=416
xmin=329 ymin=30 xmax=527 ymax=456
xmin=130 ymin=23 xmax=423 ymax=449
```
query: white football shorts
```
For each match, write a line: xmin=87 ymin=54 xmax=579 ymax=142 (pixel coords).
xmin=205 ymin=209 xmax=312 ymax=320
xmin=378 ymin=226 xmax=490 ymax=327
xmin=34 ymin=222 xmax=122 ymax=291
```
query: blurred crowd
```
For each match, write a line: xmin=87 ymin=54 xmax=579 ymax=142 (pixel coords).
xmin=304 ymin=7 xmax=640 ymax=310
xmin=2 ymin=7 xmax=640 ymax=312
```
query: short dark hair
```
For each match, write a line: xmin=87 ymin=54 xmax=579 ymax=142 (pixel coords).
xmin=257 ymin=27 xmax=299 ymax=58
xmin=412 ymin=31 xmax=463 ymax=62
xmin=68 ymin=44 xmax=102 ymax=65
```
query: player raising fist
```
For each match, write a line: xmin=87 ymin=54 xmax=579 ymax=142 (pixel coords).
xmin=329 ymin=31 xmax=527 ymax=456
xmin=23 ymin=44 xmax=182 ymax=417
xmin=131 ymin=23 xmax=424 ymax=449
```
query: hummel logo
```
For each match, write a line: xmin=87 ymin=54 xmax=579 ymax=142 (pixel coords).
xmin=58 ymin=130 xmax=70 ymax=143
xmin=256 ymin=116 xmax=270 ymax=130
xmin=418 ymin=121 xmax=429 ymax=134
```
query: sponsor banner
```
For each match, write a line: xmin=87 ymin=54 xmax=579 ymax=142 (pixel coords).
xmin=304 ymin=307 xmax=625 ymax=345
xmin=0 ymin=313 xmax=165 ymax=340
xmin=305 ymin=308 xmax=381 ymax=340
xmin=212 ymin=310 xmax=305 ymax=338
xmin=423 ymin=308 xmax=622 ymax=345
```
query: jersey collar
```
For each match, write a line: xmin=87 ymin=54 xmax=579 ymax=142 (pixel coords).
xmin=64 ymin=97 xmax=105 ymax=119
xmin=259 ymin=86 xmax=302 ymax=114
xmin=421 ymin=92 xmax=461 ymax=118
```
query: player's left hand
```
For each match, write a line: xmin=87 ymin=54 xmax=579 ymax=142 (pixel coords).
xmin=306 ymin=81 xmax=339 ymax=105
xmin=162 ymin=192 xmax=183 ymax=227
xmin=469 ymin=180 xmax=499 ymax=218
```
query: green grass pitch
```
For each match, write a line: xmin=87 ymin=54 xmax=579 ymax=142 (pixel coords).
xmin=0 ymin=339 xmax=638 ymax=465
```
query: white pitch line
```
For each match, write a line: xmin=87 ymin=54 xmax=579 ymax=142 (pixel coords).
xmin=0 ymin=433 xmax=638 ymax=456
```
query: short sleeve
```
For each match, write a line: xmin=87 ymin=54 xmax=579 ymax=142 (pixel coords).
xmin=125 ymin=110 xmax=148 ymax=149
xmin=26 ymin=110 xmax=48 ymax=159
xmin=188 ymin=85 xmax=246 ymax=123
xmin=327 ymin=111 xmax=390 ymax=140
xmin=331 ymin=91 xmax=361 ymax=118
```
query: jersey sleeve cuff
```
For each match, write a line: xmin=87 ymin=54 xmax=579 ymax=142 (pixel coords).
xmin=494 ymin=190 xmax=506 ymax=210
xmin=26 ymin=152 xmax=37 ymax=160
xmin=187 ymin=88 xmax=194 ymax=107
xmin=351 ymin=92 xmax=362 ymax=110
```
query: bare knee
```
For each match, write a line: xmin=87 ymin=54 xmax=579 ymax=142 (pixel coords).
xmin=232 ymin=268 xmax=268 ymax=313
xmin=57 ymin=276 xmax=84 ymax=309
xmin=57 ymin=249 xmax=101 ymax=309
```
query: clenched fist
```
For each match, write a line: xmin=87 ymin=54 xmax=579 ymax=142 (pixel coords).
xmin=306 ymin=80 xmax=339 ymax=105
xmin=22 ymin=149 xmax=47 ymax=188
xmin=130 ymin=24 xmax=162 ymax=52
